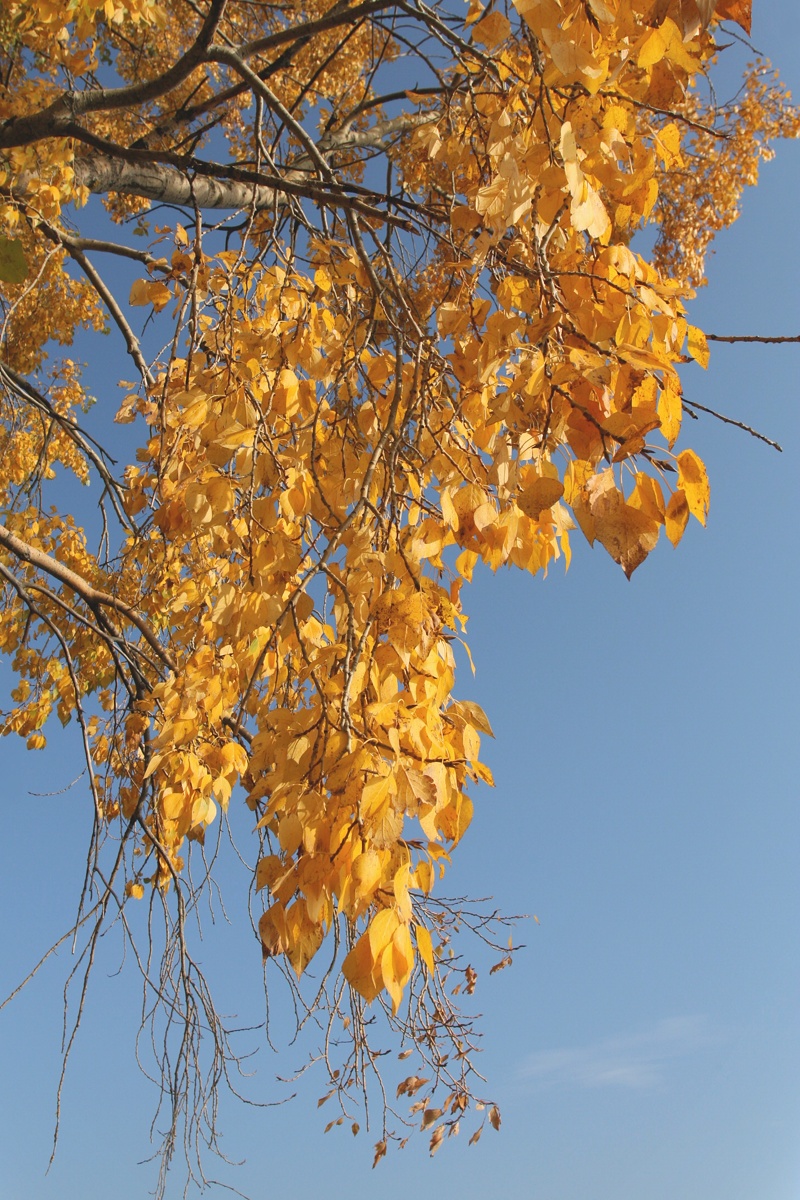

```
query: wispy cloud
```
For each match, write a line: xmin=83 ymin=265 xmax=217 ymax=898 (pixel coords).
xmin=520 ymin=1016 xmax=716 ymax=1090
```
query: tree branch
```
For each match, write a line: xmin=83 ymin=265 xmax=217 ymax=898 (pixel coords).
xmin=38 ymin=224 xmax=155 ymax=388
xmin=0 ymin=523 xmax=177 ymax=672
xmin=71 ymin=152 xmax=415 ymax=226
xmin=706 ymin=333 xmax=800 ymax=343
xmin=0 ymin=362 xmax=134 ymax=531
xmin=73 ymin=152 xmax=282 ymax=210
xmin=0 ymin=0 xmax=228 ymax=150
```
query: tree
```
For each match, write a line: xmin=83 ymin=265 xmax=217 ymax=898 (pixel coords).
xmin=0 ymin=0 xmax=796 ymax=1190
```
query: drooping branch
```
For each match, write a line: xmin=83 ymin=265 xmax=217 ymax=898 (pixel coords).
xmin=0 ymin=523 xmax=177 ymax=672
xmin=36 ymin=223 xmax=155 ymax=387
xmin=0 ymin=362 xmax=134 ymax=530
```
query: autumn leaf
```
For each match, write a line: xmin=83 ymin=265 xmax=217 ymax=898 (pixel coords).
xmin=687 ymin=325 xmax=710 ymax=369
xmin=416 ymin=924 xmax=436 ymax=975
xmin=517 ymin=476 xmax=565 ymax=520
xmin=716 ymin=0 xmax=752 ymax=33
xmin=581 ymin=472 xmax=661 ymax=577
xmin=677 ymin=450 xmax=710 ymax=524
xmin=595 ymin=502 xmax=660 ymax=577
xmin=0 ymin=235 xmax=28 ymax=284
xmin=472 ymin=10 xmax=510 ymax=47
xmin=658 ymin=385 xmax=683 ymax=448
xmin=665 ymin=489 xmax=691 ymax=546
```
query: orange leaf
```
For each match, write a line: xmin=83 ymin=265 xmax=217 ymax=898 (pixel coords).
xmin=665 ymin=489 xmax=690 ymax=546
xmin=715 ymin=0 xmax=751 ymax=33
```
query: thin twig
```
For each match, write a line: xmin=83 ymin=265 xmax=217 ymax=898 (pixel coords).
xmin=682 ymin=399 xmax=782 ymax=451
xmin=706 ymin=333 xmax=800 ymax=344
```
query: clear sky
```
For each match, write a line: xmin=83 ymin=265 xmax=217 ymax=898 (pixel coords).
xmin=1 ymin=7 xmax=799 ymax=1200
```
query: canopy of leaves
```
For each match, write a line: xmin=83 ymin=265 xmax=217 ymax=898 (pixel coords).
xmin=0 ymin=0 xmax=796 ymax=1188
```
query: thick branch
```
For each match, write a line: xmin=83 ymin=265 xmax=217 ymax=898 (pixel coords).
xmin=73 ymin=152 xmax=281 ymax=210
xmin=72 ymin=153 xmax=415 ymax=227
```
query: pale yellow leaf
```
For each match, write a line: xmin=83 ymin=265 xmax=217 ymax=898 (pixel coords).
xmin=416 ymin=924 xmax=435 ymax=975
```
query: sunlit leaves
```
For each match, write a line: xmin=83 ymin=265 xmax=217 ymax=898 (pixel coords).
xmin=0 ymin=0 xmax=791 ymax=1175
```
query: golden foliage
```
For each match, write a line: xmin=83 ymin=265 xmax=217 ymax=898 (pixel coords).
xmin=0 ymin=0 xmax=793 ymax=1185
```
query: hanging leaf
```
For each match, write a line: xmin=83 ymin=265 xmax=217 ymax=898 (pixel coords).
xmin=0 ymin=235 xmax=28 ymax=284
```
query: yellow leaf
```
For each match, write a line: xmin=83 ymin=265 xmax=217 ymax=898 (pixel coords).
xmin=455 ymin=549 xmax=478 ymax=581
xmin=284 ymin=899 xmax=324 ymax=977
xmin=353 ymin=849 xmax=382 ymax=903
xmin=259 ymin=902 xmax=288 ymax=957
xmin=361 ymin=773 xmax=391 ymax=817
xmin=638 ymin=24 xmax=670 ymax=69
xmin=393 ymin=862 xmax=413 ymax=922
xmin=314 ymin=266 xmax=332 ymax=293
xmin=368 ymin=906 xmax=400 ymax=957
xmin=687 ymin=325 xmax=710 ymax=369
xmin=658 ymin=385 xmax=683 ymax=448
xmin=255 ymin=854 xmax=283 ymax=892
xmin=586 ymin=0 xmax=618 ymax=21
xmin=129 ymin=278 xmax=151 ymax=306
xmin=517 ymin=476 xmax=564 ymax=520
xmin=342 ymin=934 xmax=379 ymax=1000
xmin=588 ymin=478 xmax=661 ymax=577
xmin=380 ymin=942 xmax=403 ymax=1012
xmin=451 ymin=698 xmax=495 ymax=737
xmin=677 ymin=449 xmax=710 ymax=524
xmin=278 ymin=812 xmax=303 ymax=854
xmin=413 ymin=859 xmax=434 ymax=894
xmin=471 ymin=10 xmax=510 ymax=47
xmin=392 ymin=921 xmax=414 ymax=986
xmin=571 ymin=185 xmax=611 ymax=240
xmin=628 ymin=474 xmax=665 ymax=525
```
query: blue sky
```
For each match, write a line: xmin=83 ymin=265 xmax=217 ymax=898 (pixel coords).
xmin=1 ymin=7 xmax=799 ymax=1199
